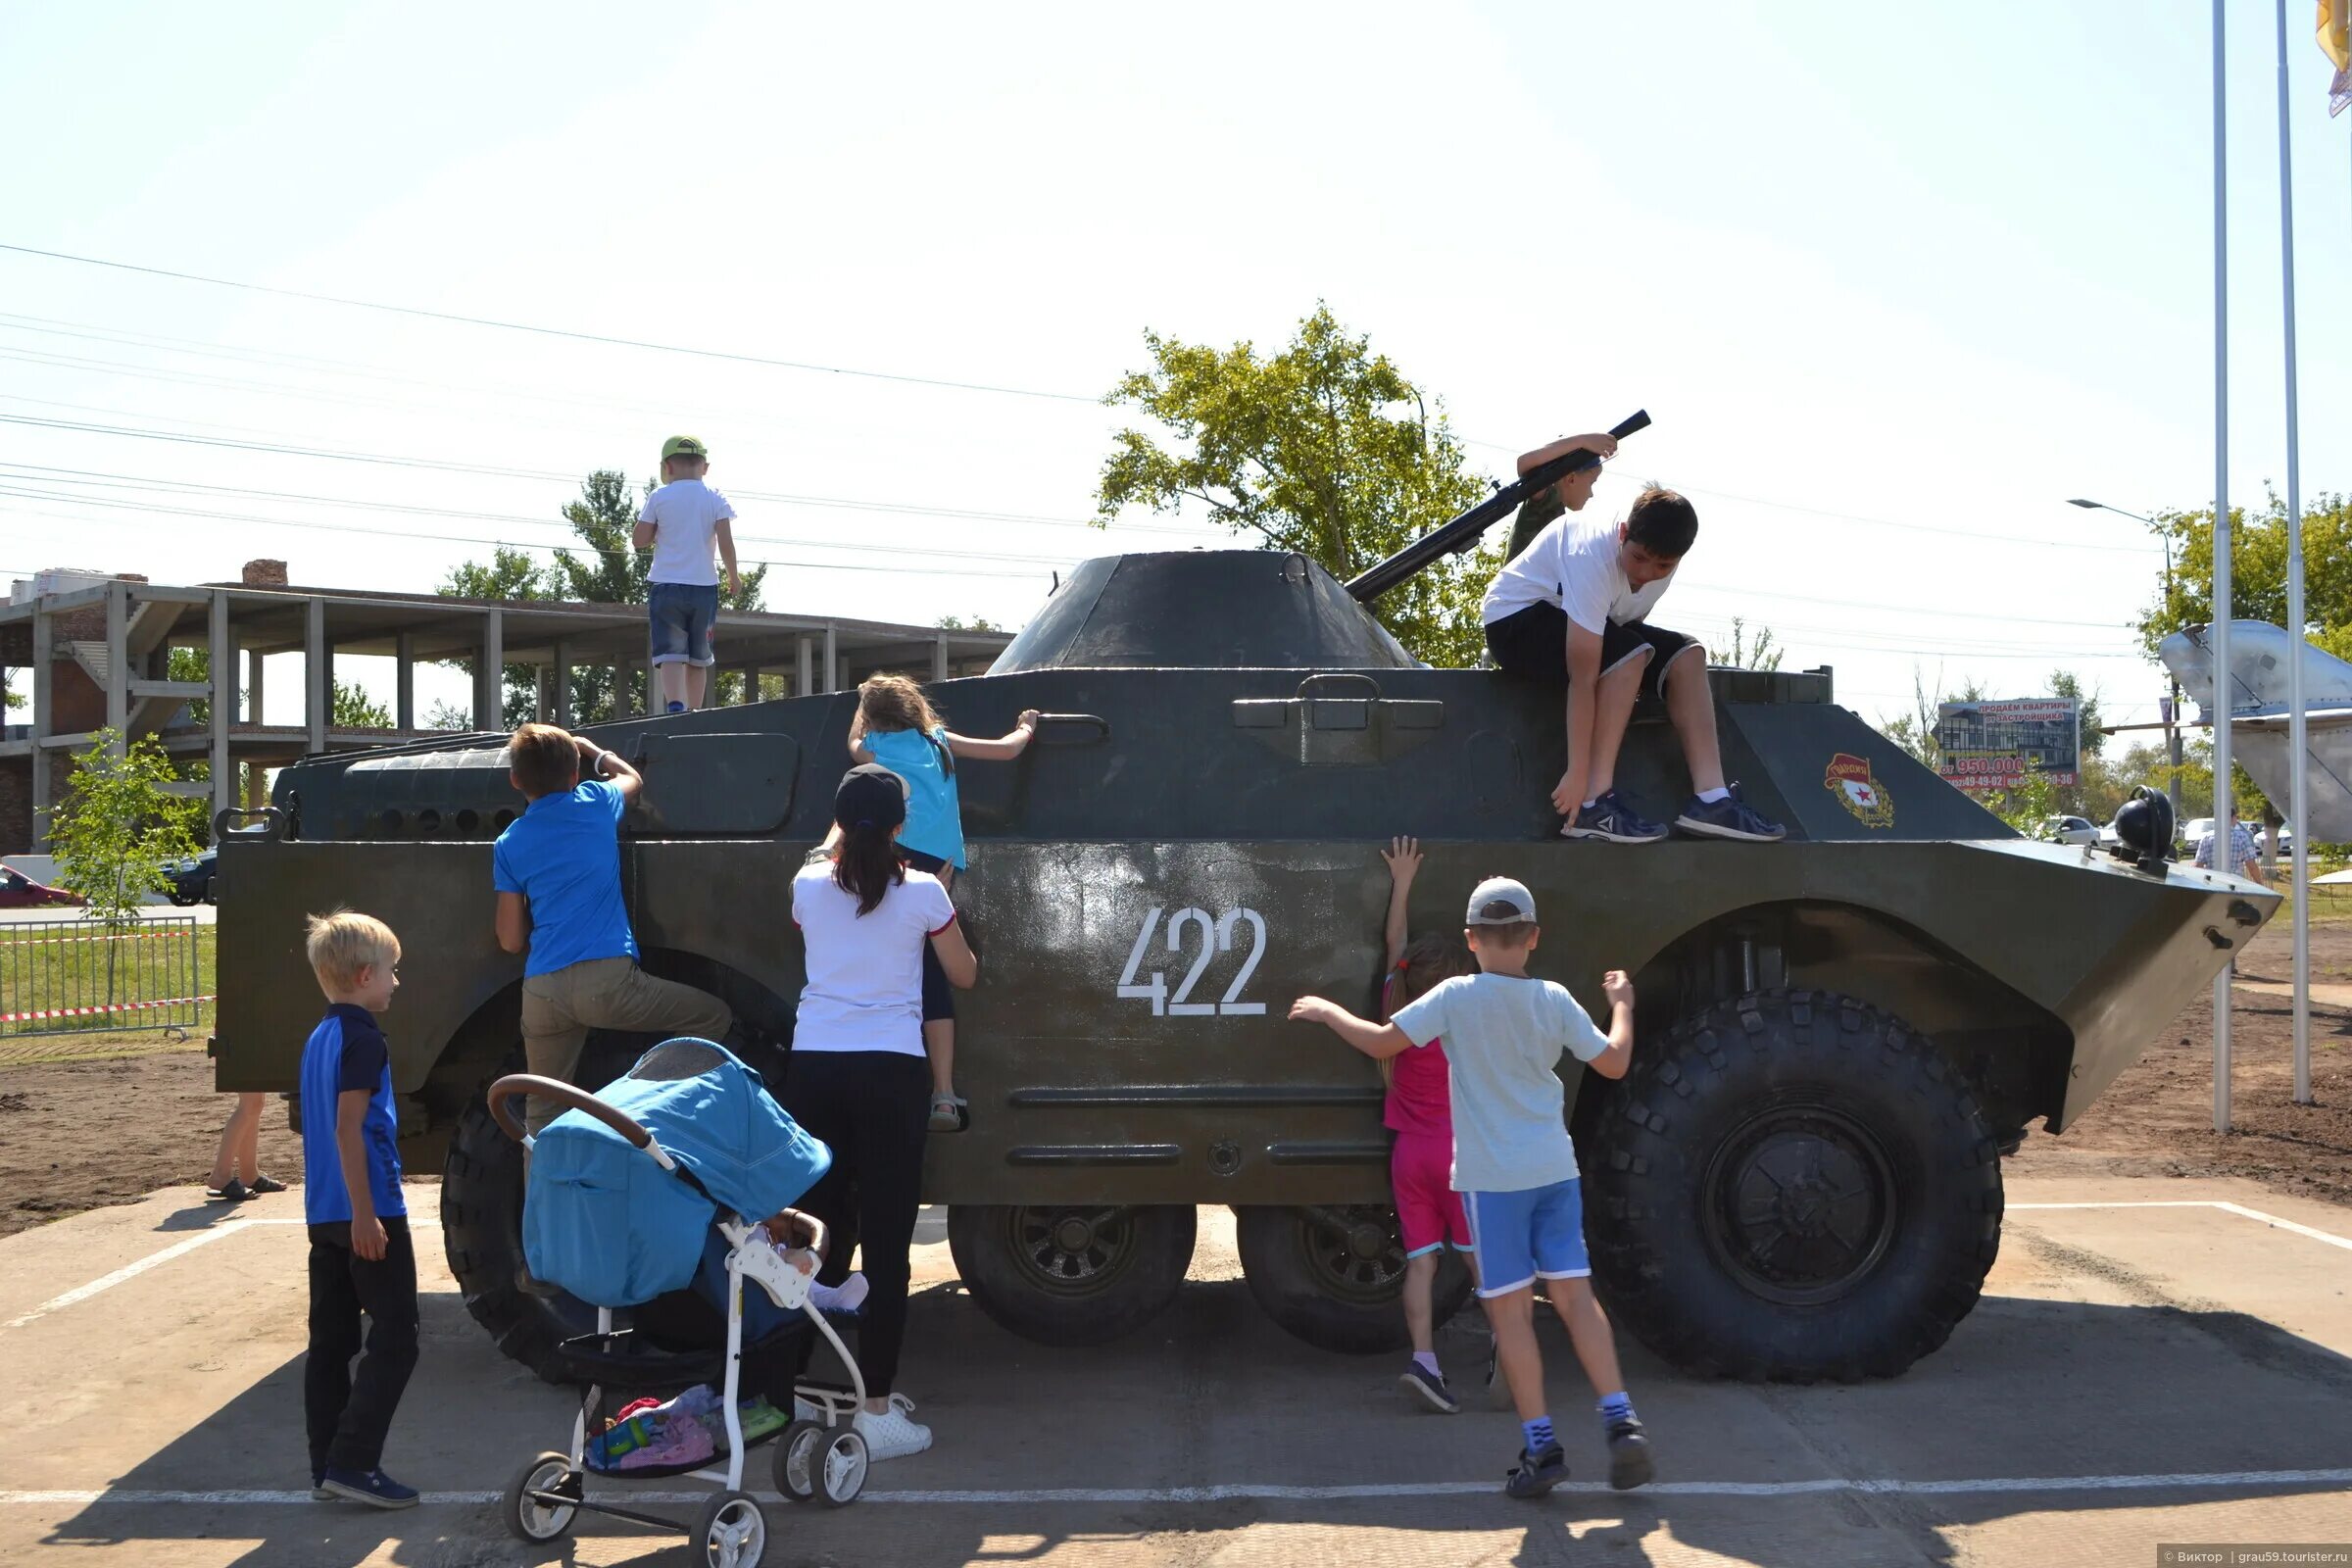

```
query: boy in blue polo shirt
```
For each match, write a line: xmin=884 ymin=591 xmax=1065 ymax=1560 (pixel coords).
xmin=493 ymin=722 xmax=732 ymax=1135
xmin=299 ymin=909 xmax=418 ymax=1509
xmin=1291 ymin=876 xmax=1654 ymax=1498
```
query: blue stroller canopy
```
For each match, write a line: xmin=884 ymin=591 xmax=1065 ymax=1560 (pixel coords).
xmin=523 ymin=1038 xmax=832 ymax=1308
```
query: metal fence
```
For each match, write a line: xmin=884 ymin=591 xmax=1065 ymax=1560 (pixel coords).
xmin=0 ymin=915 xmax=209 ymax=1039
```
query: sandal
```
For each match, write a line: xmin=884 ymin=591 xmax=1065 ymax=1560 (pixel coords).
xmin=927 ymin=1092 xmax=968 ymax=1133
xmin=247 ymin=1174 xmax=287 ymax=1195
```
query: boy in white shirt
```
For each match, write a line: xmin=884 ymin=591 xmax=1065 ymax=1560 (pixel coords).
xmin=633 ymin=435 xmax=743 ymax=714
xmin=1290 ymin=876 xmax=1653 ymax=1498
xmin=1481 ymin=433 xmax=1786 ymax=845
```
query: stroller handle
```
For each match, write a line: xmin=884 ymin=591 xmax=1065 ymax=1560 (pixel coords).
xmin=487 ymin=1073 xmax=654 ymax=1149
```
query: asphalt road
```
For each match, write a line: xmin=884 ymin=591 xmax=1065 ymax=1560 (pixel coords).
xmin=1 ymin=1176 xmax=2348 ymax=1566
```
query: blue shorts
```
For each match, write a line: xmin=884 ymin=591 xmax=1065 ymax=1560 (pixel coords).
xmin=649 ymin=581 xmax=719 ymax=667
xmin=1463 ymin=1177 xmax=1590 ymax=1298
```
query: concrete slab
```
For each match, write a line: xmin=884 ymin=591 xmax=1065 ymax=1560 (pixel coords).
xmin=0 ymin=1178 xmax=2347 ymax=1565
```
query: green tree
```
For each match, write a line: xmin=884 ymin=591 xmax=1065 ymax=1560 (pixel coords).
xmin=937 ymin=614 xmax=1003 ymax=633
xmin=50 ymin=730 xmax=200 ymax=926
xmin=2135 ymin=491 xmax=2352 ymax=658
xmin=1725 ymin=617 xmax=1784 ymax=672
xmin=1095 ymin=304 xmax=1493 ymax=666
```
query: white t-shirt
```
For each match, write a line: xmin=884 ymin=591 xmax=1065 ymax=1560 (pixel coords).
xmin=1481 ymin=510 xmax=1675 ymax=633
xmin=789 ymin=860 xmax=956 ymax=1056
xmin=1388 ymin=971 xmax=1611 ymax=1194
xmin=637 ymin=478 xmax=736 ymax=587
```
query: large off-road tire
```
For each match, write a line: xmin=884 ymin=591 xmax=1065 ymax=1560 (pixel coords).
xmin=1236 ymin=1204 xmax=1474 ymax=1355
xmin=1582 ymin=988 xmax=2002 ymax=1382
xmin=947 ymin=1203 xmax=1196 ymax=1347
xmin=441 ymin=1089 xmax=596 ymax=1383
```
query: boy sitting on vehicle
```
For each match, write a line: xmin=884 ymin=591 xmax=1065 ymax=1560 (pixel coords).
xmin=1482 ymin=433 xmax=1786 ymax=845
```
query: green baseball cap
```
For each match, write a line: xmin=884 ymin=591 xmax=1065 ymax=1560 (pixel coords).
xmin=661 ymin=435 xmax=709 ymax=466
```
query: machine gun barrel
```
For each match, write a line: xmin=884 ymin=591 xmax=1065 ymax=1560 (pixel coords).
xmin=1343 ymin=409 xmax=1649 ymax=604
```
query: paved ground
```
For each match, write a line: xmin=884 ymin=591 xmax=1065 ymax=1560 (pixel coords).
xmin=1 ymin=1177 xmax=2348 ymax=1567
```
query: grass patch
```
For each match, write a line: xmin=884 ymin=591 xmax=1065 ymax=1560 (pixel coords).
xmin=0 ymin=920 xmax=215 ymax=1062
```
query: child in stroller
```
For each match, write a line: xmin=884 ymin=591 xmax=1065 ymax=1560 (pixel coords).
xmin=492 ymin=1037 xmax=870 ymax=1568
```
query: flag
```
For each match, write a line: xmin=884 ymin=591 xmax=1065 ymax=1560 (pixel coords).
xmin=2323 ymin=0 xmax=2352 ymax=116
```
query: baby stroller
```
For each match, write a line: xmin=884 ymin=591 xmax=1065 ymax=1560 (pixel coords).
xmin=489 ymin=1038 xmax=870 ymax=1568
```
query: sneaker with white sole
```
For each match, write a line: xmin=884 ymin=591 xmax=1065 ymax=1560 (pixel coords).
xmin=853 ymin=1393 xmax=933 ymax=1460
xmin=1562 ymin=790 xmax=1668 ymax=843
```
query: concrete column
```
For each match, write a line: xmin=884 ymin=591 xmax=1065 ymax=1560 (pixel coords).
xmin=736 ymin=663 xmax=759 ymax=706
xmin=552 ymin=640 xmax=571 ymax=728
xmin=933 ymin=630 xmax=950 ymax=683
xmin=822 ymin=623 xmax=838 ymax=695
xmin=248 ymin=646 xmax=266 ymax=727
xmin=797 ymin=635 xmax=812 ymax=698
xmin=304 ymin=596 xmax=328 ymax=755
xmin=209 ymin=590 xmax=232 ymax=835
xmin=104 ymin=580 xmax=128 ymax=755
xmin=29 ymin=604 xmax=51 ymax=850
xmin=477 ymin=608 xmax=504 ymax=732
xmin=395 ymin=631 xmax=416 ymax=732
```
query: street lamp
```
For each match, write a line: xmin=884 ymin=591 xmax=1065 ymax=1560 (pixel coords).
xmin=2068 ymin=498 xmax=2184 ymax=820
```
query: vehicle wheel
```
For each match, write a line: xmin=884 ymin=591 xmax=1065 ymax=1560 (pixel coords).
xmin=168 ymin=890 xmax=194 ymax=906
xmin=692 ymin=1490 xmax=768 ymax=1568
xmin=947 ymin=1203 xmax=1196 ymax=1347
xmin=773 ymin=1420 xmax=824 ymax=1503
xmin=815 ymin=1428 xmax=867 ymax=1507
xmin=502 ymin=1450 xmax=579 ymax=1543
xmin=442 ymin=1069 xmax=593 ymax=1383
xmin=1581 ymin=988 xmax=2003 ymax=1382
xmin=1236 ymin=1204 xmax=1473 ymax=1355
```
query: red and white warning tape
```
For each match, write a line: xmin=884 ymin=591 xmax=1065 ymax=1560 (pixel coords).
xmin=0 ymin=995 xmax=215 ymax=1023
xmin=6 ymin=928 xmax=198 ymax=946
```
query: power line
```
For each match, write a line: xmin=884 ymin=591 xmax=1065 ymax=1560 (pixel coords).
xmin=0 ymin=242 xmax=1102 ymax=405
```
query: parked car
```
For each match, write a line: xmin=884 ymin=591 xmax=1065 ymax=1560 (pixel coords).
xmin=166 ymin=849 xmax=218 ymax=906
xmin=2039 ymin=815 xmax=2098 ymax=846
xmin=0 ymin=865 xmax=84 ymax=908
xmin=2097 ymin=815 xmax=2126 ymax=851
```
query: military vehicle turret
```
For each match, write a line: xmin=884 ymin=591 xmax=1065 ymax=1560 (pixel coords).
xmin=213 ymin=445 xmax=2277 ymax=1383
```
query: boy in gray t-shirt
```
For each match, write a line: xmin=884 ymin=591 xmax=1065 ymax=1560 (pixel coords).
xmin=1290 ymin=875 xmax=1652 ymax=1498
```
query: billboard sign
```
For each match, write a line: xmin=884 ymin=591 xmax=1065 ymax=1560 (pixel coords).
xmin=1934 ymin=698 xmax=2081 ymax=790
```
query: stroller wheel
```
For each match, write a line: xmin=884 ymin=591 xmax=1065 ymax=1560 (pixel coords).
xmin=773 ymin=1419 xmax=826 ymax=1502
xmin=693 ymin=1490 xmax=768 ymax=1568
xmin=815 ymin=1428 xmax=868 ymax=1507
xmin=502 ymin=1451 xmax=579 ymax=1543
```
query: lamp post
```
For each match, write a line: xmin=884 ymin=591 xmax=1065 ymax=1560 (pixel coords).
xmin=2068 ymin=499 xmax=2183 ymax=819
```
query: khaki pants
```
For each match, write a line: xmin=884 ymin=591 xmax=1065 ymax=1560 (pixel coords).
xmin=520 ymin=956 xmax=733 ymax=1134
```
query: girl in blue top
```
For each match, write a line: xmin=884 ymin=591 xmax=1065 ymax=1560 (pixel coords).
xmin=849 ymin=674 xmax=1040 ymax=1131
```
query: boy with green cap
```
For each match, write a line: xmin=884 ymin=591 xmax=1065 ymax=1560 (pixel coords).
xmin=632 ymin=436 xmax=743 ymax=713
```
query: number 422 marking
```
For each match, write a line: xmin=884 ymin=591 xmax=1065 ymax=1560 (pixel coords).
xmin=1116 ymin=906 xmax=1267 ymax=1017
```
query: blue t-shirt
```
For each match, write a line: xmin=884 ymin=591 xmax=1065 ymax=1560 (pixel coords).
xmin=864 ymin=727 xmax=965 ymax=869
xmin=300 ymin=1004 xmax=407 ymax=1225
xmin=492 ymin=780 xmax=638 ymax=977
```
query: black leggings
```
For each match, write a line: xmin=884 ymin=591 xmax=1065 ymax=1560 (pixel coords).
xmin=305 ymin=1217 xmax=420 ymax=1477
xmin=780 ymin=1050 xmax=929 ymax=1397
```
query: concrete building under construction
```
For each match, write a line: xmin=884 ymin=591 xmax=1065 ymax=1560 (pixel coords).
xmin=0 ymin=560 xmax=1012 ymax=853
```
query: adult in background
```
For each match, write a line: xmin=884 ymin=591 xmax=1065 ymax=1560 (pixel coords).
xmin=2193 ymin=804 xmax=2268 ymax=885
xmin=784 ymin=764 xmax=977 ymax=1461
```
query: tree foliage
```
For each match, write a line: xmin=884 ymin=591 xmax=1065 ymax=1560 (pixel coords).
xmin=1724 ymin=617 xmax=1784 ymax=672
xmin=50 ymin=730 xmax=200 ymax=926
xmin=439 ymin=470 xmax=771 ymax=727
xmin=2134 ymin=491 xmax=2352 ymax=661
xmin=1095 ymin=305 xmax=1494 ymax=666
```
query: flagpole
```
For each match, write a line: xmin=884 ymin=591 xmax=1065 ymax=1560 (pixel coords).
xmin=2213 ymin=0 xmax=2234 ymax=1135
xmin=2277 ymin=0 xmax=2314 ymax=1103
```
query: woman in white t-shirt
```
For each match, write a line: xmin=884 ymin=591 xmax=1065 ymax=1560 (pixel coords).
xmin=782 ymin=763 xmax=977 ymax=1461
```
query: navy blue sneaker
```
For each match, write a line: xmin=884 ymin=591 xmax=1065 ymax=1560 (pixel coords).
xmin=1397 ymin=1363 xmax=1458 ymax=1413
xmin=1562 ymin=791 xmax=1667 ymax=843
xmin=1503 ymin=1442 xmax=1569 ymax=1498
xmin=1675 ymin=783 xmax=1788 ymax=842
xmin=321 ymin=1468 xmax=419 ymax=1509
xmin=1605 ymin=1418 xmax=1654 ymax=1490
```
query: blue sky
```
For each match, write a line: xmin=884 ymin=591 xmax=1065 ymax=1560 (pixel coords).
xmin=2 ymin=0 xmax=2346 ymax=732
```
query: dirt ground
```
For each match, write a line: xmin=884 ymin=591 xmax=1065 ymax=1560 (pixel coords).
xmin=3 ymin=919 xmax=2346 ymax=1240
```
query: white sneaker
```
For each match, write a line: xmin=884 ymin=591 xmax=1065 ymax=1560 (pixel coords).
xmin=852 ymin=1394 xmax=932 ymax=1461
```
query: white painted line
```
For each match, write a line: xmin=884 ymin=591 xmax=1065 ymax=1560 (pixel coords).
xmin=2010 ymin=1199 xmax=2352 ymax=1252
xmin=0 ymin=1217 xmax=304 ymax=1332
xmin=6 ymin=1469 xmax=2351 ymax=1508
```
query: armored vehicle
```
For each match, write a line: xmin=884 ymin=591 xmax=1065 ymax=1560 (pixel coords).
xmin=213 ymin=452 xmax=2277 ymax=1384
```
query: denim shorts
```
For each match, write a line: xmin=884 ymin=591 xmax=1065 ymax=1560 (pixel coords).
xmin=648 ymin=581 xmax=719 ymax=667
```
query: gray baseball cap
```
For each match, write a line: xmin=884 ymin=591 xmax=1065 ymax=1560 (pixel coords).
xmin=1464 ymin=876 xmax=1537 ymax=925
